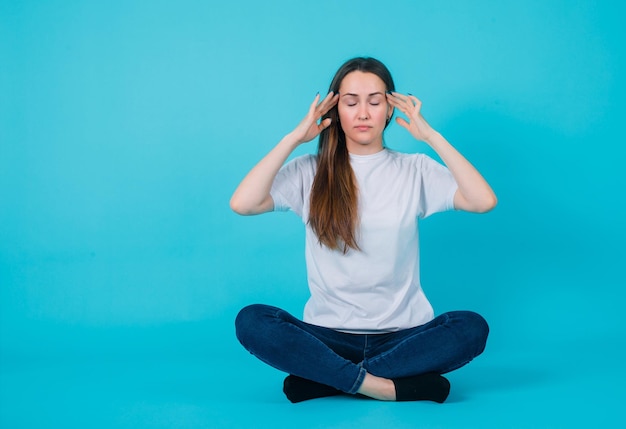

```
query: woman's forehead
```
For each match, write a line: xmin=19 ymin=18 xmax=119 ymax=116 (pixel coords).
xmin=339 ymin=71 xmax=386 ymax=94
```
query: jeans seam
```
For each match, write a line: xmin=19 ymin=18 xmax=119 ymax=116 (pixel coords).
xmin=272 ymin=306 xmax=365 ymax=393
xmin=363 ymin=335 xmax=369 ymax=363
xmin=366 ymin=313 xmax=452 ymax=372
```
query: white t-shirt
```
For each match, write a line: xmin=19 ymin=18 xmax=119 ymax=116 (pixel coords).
xmin=270 ymin=148 xmax=458 ymax=333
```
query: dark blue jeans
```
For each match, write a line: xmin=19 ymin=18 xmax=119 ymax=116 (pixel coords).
xmin=235 ymin=304 xmax=489 ymax=394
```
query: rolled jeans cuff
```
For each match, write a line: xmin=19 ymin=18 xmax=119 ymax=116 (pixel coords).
xmin=347 ymin=365 xmax=367 ymax=394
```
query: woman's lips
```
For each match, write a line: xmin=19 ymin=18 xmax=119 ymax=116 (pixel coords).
xmin=355 ymin=126 xmax=371 ymax=131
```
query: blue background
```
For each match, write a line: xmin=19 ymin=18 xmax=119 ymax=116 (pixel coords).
xmin=1 ymin=1 xmax=624 ymax=428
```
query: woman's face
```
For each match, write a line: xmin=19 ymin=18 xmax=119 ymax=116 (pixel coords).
xmin=337 ymin=71 xmax=392 ymax=155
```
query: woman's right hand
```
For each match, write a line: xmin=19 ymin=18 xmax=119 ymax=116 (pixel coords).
xmin=289 ymin=91 xmax=340 ymax=144
xmin=230 ymin=91 xmax=338 ymax=215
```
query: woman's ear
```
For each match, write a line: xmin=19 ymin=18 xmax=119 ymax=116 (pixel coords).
xmin=386 ymin=107 xmax=394 ymax=125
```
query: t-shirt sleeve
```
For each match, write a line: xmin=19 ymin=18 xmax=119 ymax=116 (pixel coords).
xmin=270 ymin=155 xmax=314 ymax=218
xmin=417 ymin=154 xmax=458 ymax=218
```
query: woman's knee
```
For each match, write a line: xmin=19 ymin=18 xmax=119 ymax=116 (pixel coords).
xmin=235 ymin=304 xmax=276 ymax=347
xmin=466 ymin=311 xmax=489 ymax=353
xmin=452 ymin=311 xmax=489 ymax=355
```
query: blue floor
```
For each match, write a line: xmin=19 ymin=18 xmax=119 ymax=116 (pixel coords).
xmin=2 ymin=322 xmax=623 ymax=429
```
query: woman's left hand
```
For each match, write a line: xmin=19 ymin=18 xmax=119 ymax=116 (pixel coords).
xmin=386 ymin=92 xmax=437 ymax=143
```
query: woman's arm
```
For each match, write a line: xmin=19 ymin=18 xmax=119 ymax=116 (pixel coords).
xmin=386 ymin=92 xmax=497 ymax=213
xmin=230 ymin=92 xmax=339 ymax=215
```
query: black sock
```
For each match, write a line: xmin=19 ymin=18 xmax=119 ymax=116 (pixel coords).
xmin=283 ymin=375 xmax=342 ymax=403
xmin=392 ymin=373 xmax=450 ymax=403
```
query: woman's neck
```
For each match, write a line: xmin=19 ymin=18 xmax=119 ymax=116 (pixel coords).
xmin=346 ymin=140 xmax=384 ymax=156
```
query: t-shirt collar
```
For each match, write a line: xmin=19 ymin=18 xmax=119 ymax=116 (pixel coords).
xmin=348 ymin=148 xmax=388 ymax=163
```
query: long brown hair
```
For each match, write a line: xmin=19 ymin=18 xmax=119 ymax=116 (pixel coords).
xmin=308 ymin=57 xmax=395 ymax=253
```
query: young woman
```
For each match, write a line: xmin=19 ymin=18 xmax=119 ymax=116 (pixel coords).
xmin=230 ymin=57 xmax=497 ymax=403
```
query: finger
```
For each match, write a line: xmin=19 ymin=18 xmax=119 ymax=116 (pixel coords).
xmin=407 ymin=94 xmax=422 ymax=110
xmin=314 ymin=90 xmax=335 ymax=109
xmin=386 ymin=92 xmax=403 ymax=109
xmin=317 ymin=92 xmax=339 ymax=117
xmin=390 ymin=92 xmax=419 ymax=111
xmin=387 ymin=91 xmax=410 ymax=102
xmin=319 ymin=91 xmax=339 ymax=110
xmin=386 ymin=94 xmax=404 ymax=108
xmin=387 ymin=96 xmax=411 ymax=117
xmin=322 ymin=90 xmax=337 ymax=103
xmin=386 ymin=93 xmax=404 ymax=108
xmin=387 ymin=92 xmax=412 ymax=110
xmin=318 ymin=117 xmax=332 ymax=131
xmin=395 ymin=116 xmax=410 ymax=129
xmin=388 ymin=93 xmax=421 ymax=120
xmin=308 ymin=93 xmax=322 ymax=115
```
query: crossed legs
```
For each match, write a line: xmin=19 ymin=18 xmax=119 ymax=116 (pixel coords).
xmin=235 ymin=304 xmax=488 ymax=402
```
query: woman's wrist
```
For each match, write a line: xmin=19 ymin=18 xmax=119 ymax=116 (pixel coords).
xmin=422 ymin=129 xmax=443 ymax=147
xmin=283 ymin=131 xmax=306 ymax=148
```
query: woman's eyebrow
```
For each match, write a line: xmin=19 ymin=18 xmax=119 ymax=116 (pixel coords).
xmin=341 ymin=92 xmax=385 ymax=97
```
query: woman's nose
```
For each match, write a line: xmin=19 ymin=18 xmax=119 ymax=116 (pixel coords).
xmin=358 ymin=105 xmax=369 ymax=120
